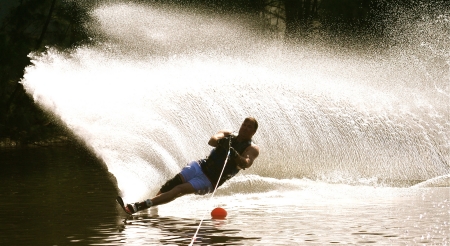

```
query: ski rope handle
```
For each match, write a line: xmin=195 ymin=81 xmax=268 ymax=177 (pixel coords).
xmin=189 ymin=135 xmax=232 ymax=246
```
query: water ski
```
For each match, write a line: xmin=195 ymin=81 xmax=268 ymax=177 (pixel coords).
xmin=116 ymin=196 xmax=132 ymax=215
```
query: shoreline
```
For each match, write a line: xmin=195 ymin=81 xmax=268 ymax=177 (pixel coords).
xmin=0 ymin=135 xmax=73 ymax=148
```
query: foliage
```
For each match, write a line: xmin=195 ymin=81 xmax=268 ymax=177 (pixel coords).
xmin=0 ymin=0 xmax=92 ymax=145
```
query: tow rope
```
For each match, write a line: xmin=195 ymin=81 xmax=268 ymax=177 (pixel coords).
xmin=189 ymin=136 xmax=232 ymax=246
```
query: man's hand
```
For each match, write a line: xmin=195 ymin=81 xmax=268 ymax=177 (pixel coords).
xmin=217 ymin=136 xmax=231 ymax=149
xmin=208 ymin=130 xmax=233 ymax=147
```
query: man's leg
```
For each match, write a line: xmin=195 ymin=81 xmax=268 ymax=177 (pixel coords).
xmin=125 ymin=182 xmax=195 ymax=214
xmin=125 ymin=162 xmax=202 ymax=214
xmin=158 ymin=173 xmax=186 ymax=195
xmin=151 ymin=182 xmax=196 ymax=206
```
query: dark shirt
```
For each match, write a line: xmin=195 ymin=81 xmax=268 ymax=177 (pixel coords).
xmin=200 ymin=136 xmax=252 ymax=187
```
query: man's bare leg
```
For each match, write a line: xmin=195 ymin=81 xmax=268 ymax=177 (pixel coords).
xmin=151 ymin=182 xmax=196 ymax=206
xmin=125 ymin=182 xmax=196 ymax=214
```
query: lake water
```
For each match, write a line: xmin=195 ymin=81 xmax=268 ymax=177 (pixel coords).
xmin=1 ymin=145 xmax=448 ymax=245
xmin=11 ymin=1 xmax=450 ymax=245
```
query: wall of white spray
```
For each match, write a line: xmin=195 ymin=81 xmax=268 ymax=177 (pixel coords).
xmin=21 ymin=2 xmax=449 ymax=200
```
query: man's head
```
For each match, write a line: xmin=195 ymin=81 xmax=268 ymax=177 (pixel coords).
xmin=238 ymin=117 xmax=258 ymax=140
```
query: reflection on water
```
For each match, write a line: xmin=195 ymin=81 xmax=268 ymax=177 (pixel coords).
xmin=0 ymin=145 xmax=118 ymax=245
xmin=114 ymin=215 xmax=259 ymax=245
xmin=108 ymin=185 xmax=449 ymax=245
xmin=1 ymin=146 xmax=449 ymax=245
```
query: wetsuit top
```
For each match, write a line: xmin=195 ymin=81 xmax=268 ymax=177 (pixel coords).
xmin=199 ymin=136 xmax=252 ymax=187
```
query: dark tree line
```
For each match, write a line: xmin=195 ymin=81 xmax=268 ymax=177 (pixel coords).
xmin=0 ymin=0 xmax=92 ymax=145
xmin=261 ymin=0 xmax=387 ymax=40
xmin=260 ymin=0 xmax=449 ymax=43
xmin=284 ymin=0 xmax=318 ymax=35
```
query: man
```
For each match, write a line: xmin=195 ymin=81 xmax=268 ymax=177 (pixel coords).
xmin=123 ymin=117 xmax=260 ymax=214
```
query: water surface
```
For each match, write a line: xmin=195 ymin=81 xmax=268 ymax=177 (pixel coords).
xmin=1 ymin=146 xmax=448 ymax=245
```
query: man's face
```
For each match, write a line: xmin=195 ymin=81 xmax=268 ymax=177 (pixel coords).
xmin=238 ymin=120 xmax=256 ymax=139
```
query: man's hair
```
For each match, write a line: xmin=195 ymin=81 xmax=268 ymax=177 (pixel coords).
xmin=245 ymin=117 xmax=258 ymax=132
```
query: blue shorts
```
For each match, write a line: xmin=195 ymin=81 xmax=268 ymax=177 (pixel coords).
xmin=180 ymin=161 xmax=213 ymax=195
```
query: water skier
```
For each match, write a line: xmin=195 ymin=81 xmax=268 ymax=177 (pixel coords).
xmin=119 ymin=117 xmax=260 ymax=214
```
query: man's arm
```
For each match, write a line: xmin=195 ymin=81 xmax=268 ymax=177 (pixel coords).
xmin=208 ymin=130 xmax=232 ymax=147
xmin=232 ymin=144 xmax=260 ymax=170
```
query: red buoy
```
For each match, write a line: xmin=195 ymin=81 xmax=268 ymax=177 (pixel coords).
xmin=211 ymin=207 xmax=227 ymax=219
